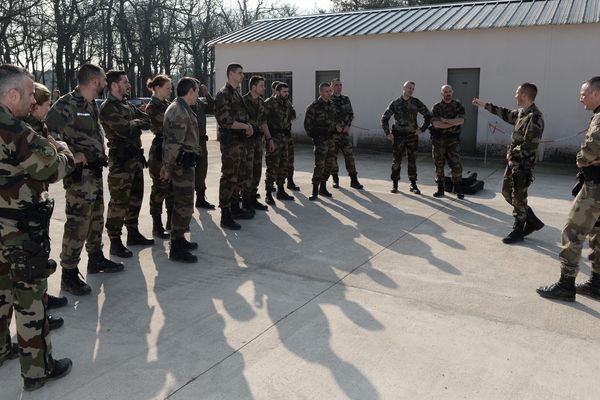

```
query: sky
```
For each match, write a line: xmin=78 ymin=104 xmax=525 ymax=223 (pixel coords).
xmin=287 ymin=0 xmax=334 ymax=13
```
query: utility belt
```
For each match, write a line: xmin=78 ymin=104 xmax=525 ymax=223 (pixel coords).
xmin=270 ymin=128 xmax=291 ymax=137
xmin=72 ymin=159 xmax=107 ymax=182
xmin=308 ymin=128 xmax=333 ymax=140
xmin=176 ymin=150 xmax=198 ymax=168
xmin=109 ymin=146 xmax=147 ymax=167
xmin=0 ymin=199 xmax=56 ymax=282
xmin=220 ymin=127 xmax=247 ymax=146
xmin=582 ymin=165 xmax=600 ymax=183
xmin=392 ymin=125 xmax=415 ymax=136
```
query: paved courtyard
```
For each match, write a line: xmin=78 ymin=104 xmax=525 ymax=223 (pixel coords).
xmin=1 ymin=123 xmax=598 ymax=400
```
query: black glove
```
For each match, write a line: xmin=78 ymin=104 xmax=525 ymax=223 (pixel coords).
xmin=572 ymin=171 xmax=584 ymax=197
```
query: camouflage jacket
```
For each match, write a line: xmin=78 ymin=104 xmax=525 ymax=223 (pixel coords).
xmin=99 ymin=93 xmax=150 ymax=149
xmin=46 ymin=86 xmax=106 ymax=163
xmin=0 ymin=104 xmax=75 ymax=245
xmin=577 ymin=106 xmax=600 ymax=166
xmin=430 ymin=99 xmax=465 ymax=140
xmin=304 ymin=97 xmax=338 ymax=138
xmin=331 ymin=94 xmax=354 ymax=130
xmin=192 ymin=94 xmax=215 ymax=136
xmin=22 ymin=115 xmax=49 ymax=138
xmin=264 ymin=95 xmax=295 ymax=134
xmin=214 ymin=82 xmax=249 ymax=130
xmin=162 ymin=97 xmax=200 ymax=172
xmin=485 ymin=102 xmax=544 ymax=160
xmin=145 ymin=96 xmax=170 ymax=138
xmin=242 ymin=93 xmax=266 ymax=126
xmin=381 ymin=96 xmax=431 ymax=135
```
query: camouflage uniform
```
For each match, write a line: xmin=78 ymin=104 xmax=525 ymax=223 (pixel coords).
xmin=559 ymin=106 xmax=600 ymax=277
xmin=46 ymin=87 xmax=107 ymax=269
xmin=265 ymin=95 xmax=294 ymax=186
xmin=0 ymin=104 xmax=74 ymax=379
xmin=304 ymin=97 xmax=338 ymax=184
xmin=241 ymin=93 xmax=266 ymax=201
xmin=284 ymin=100 xmax=297 ymax=181
xmin=485 ymin=102 xmax=544 ymax=223
xmin=381 ymin=96 xmax=431 ymax=180
xmin=331 ymin=94 xmax=357 ymax=175
xmin=430 ymin=99 xmax=465 ymax=185
xmin=162 ymin=98 xmax=199 ymax=238
xmin=99 ymin=93 xmax=149 ymax=239
xmin=146 ymin=96 xmax=173 ymax=217
xmin=192 ymin=95 xmax=215 ymax=199
xmin=214 ymin=83 xmax=250 ymax=209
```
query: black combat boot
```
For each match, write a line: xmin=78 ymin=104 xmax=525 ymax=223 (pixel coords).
xmin=319 ymin=181 xmax=332 ymax=197
xmin=110 ymin=238 xmax=133 ymax=258
xmin=87 ymin=251 xmax=124 ymax=274
xmin=47 ymin=294 xmax=68 ymax=310
xmin=169 ymin=238 xmax=198 ymax=263
xmin=350 ymin=174 xmax=364 ymax=190
xmin=231 ymin=200 xmax=254 ymax=219
xmin=220 ymin=207 xmax=241 ymax=230
xmin=165 ymin=207 xmax=173 ymax=231
xmin=522 ymin=206 xmax=545 ymax=237
xmin=502 ymin=220 xmax=525 ymax=244
xmin=391 ymin=179 xmax=399 ymax=193
xmin=455 ymin=182 xmax=465 ymax=200
xmin=433 ymin=181 xmax=445 ymax=198
xmin=61 ymin=268 xmax=91 ymax=296
xmin=276 ymin=184 xmax=294 ymax=201
xmin=265 ymin=189 xmax=275 ymax=205
xmin=127 ymin=227 xmax=154 ymax=246
xmin=576 ymin=272 xmax=600 ymax=300
xmin=152 ymin=215 xmax=169 ymax=239
xmin=48 ymin=315 xmax=64 ymax=331
xmin=332 ymin=174 xmax=340 ymax=188
xmin=241 ymin=199 xmax=256 ymax=216
xmin=409 ymin=179 xmax=421 ymax=195
xmin=537 ymin=274 xmax=576 ymax=302
xmin=23 ymin=358 xmax=72 ymax=392
xmin=309 ymin=183 xmax=319 ymax=201
xmin=286 ymin=176 xmax=300 ymax=191
xmin=195 ymin=192 xmax=216 ymax=209
xmin=250 ymin=191 xmax=268 ymax=211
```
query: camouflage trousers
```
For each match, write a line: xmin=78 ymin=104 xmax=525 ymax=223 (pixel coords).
xmin=170 ymin=166 xmax=195 ymax=239
xmin=286 ymin=135 xmax=295 ymax=179
xmin=312 ymin=136 xmax=336 ymax=184
xmin=239 ymin=138 xmax=263 ymax=200
xmin=194 ymin=140 xmax=209 ymax=196
xmin=0 ymin=260 xmax=53 ymax=379
xmin=391 ymin=134 xmax=418 ymax=181
xmin=148 ymin=137 xmax=173 ymax=217
xmin=219 ymin=139 xmax=244 ymax=208
xmin=501 ymin=163 xmax=533 ymax=223
xmin=431 ymin=137 xmax=463 ymax=184
xmin=559 ymin=181 xmax=600 ymax=277
xmin=106 ymin=156 xmax=144 ymax=239
xmin=61 ymin=171 xmax=104 ymax=269
xmin=332 ymin=133 xmax=357 ymax=176
xmin=265 ymin=135 xmax=289 ymax=186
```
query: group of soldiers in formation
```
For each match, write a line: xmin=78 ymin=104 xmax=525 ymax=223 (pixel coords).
xmin=0 ymin=59 xmax=599 ymax=391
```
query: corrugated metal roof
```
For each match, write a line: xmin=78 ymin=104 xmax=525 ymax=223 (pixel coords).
xmin=208 ymin=0 xmax=600 ymax=46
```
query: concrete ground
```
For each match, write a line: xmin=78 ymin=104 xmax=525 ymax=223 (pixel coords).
xmin=1 ymin=120 xmax=598 ymax=400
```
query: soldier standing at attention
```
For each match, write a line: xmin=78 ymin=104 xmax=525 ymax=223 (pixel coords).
xmin=330 ymin=78 xmax=363 ymax=190
xmin=215 ymin=63 xmax=254 ymax=230
xmin=304 ymin=82 xmax=338 ymax=201
xmin=381 ymin=81 xmax=431 ymax=194
xmin=537 ymin=77 xmax=600 ymax=302
xmin=46 ymin=64 xmax=123 ymax=296
xmin=193 ymin=80 xmax=216 ymax=210
xmin=0 ymin=64 xmax=73 ymax=391
xmin=242 ymin=75 xmax=275 ymax=211
xmin=160 ymin=78 xmax=201 ymax=263
xmin=145 ymin=74 xmax=173 ymax=239
xmin=473 ymin=83 xmax=545 ymax=244
xmin=100 ymin=70 xmax=154 ymax=258
xmin=430 ymin=84 xmax=466 ymax=199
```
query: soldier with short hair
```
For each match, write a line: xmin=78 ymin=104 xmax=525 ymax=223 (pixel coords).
xmin=46 ymin=64 xmax=123 ymax=296
xmin=193 ymin=80 xmax=216 ymax=210
xmin=215 ymin=63 xmax=254 ymax=230
xmin=304 ymin=82 xmax=338 ymax=201
xmin=381 ymin=81 xmax=431 ymax=195
xmin=100 ymin=70 xmax=154 ymax=258
xmin=0 ymin=64 xmax=73 ymax=391
xmin=537 ymin=76 xmax=600 ymax=302
xmin=430 ymin=84 xmax=465 ymax=199
xmin=330 ymin=78 xmax=363 ymax=190
xmin=473 ymin=82 xmax=545 ymax=244
xmin=160 ymin=77 xmax=201 ymax=263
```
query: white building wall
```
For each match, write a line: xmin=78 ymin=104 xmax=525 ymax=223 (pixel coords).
xmin=214 ymin=24 xmax=600 ymax=159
